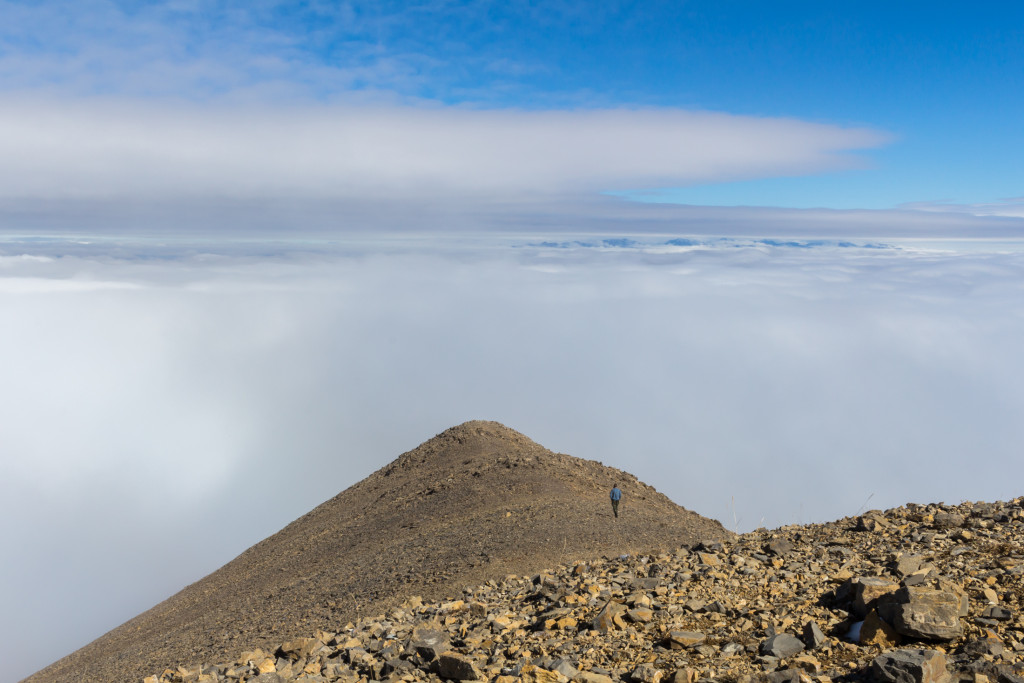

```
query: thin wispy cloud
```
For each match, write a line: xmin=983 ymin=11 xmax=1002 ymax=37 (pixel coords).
xmin=900 ymin=198 xmax=1024 ymax=219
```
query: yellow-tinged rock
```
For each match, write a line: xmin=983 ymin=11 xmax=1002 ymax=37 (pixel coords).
xmin=698 ymin=553 xmax=720 ymax=566
xmin=256 ymin=657 xmax=277 ymax=673
xmin=521 ymin=664 xmax=570 ymax=683
xmin=628 ymin=608 xmax=654 ymax=623
xmin=860 ymin=610 xmax=901 ymax=648
xmin=670 ymin=668 xmax=698 ymax=683
xmin=791 ymin=655 xmax=821 ymax=673
xmin=557 ymin=616 xmax=578 ymax=629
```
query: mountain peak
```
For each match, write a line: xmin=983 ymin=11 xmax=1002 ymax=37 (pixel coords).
xmin=28 ymin=423 xmax=730 ymax=683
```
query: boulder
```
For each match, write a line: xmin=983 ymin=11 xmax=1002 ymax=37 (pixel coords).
xmin=871 ymin=649 xmax=951 ymax=683
xmin=885 ymin=587 xmax=963 ymax=640
xmin=760 ymin=633 xmax=805 ymax=659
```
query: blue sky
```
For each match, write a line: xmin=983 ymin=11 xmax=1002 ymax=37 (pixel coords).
xmin=0 ymin=0 xmax=1022 ymax=230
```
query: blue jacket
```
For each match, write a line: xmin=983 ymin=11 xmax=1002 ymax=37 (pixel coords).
xmin=610 ymin=487 xmax=622 ymax=501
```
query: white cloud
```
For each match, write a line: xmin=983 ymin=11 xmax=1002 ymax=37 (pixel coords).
xmin=0 ymin=98 xmax=886 ymax=203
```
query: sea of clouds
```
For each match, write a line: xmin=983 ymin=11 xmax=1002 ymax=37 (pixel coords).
xmin=3 ymin=233 xmax=1024 ymax=679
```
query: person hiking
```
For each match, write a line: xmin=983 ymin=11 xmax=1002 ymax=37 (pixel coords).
xmin=610 ymin=484 xmax=622 ymax=518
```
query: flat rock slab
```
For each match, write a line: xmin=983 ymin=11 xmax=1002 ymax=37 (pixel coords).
xmin=666 ymin=631 xmax=706 ymax=649
xmin=760 ymin=633 xmax=805 ymax=659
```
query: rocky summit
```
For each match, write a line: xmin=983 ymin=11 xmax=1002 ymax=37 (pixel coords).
xmin=25 ymin=421 xmax=729 ymax=683
xmin=131 ymin=497 xmax=1024 ymax=683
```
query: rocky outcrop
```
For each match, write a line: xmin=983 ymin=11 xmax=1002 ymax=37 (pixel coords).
xmin=137 ymin=498 xmax=1024 ymax=683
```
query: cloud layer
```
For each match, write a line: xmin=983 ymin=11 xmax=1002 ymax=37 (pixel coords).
xmin=4 ymin=235 xmax=1024 ymax=679
xmin=0 ymin=99 xmax=885 ymax=200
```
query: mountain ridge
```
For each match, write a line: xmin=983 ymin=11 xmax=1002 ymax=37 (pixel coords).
xmin=142 ymin=497 xmax=1024 ymax=683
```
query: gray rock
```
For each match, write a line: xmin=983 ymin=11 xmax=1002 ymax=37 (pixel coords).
xmin=631 ymin=664 xmax=664 ymax=683
xmin=576 ymin=673 xmax=614 ymax=683
xmin=767 ymin=670 xmax=803 ymax=683
xmin=437 ymin=652 xmax=483 ymax=681
xmin=886 ymin=587 xmax=963 ymax=640
xmin=851 ymin=576 xmax=900 ymax=617
xmin=801 ymin=620 xmax=826 ymax=649
xmin=665 ymin=631 xmax=705 ymax=649
xmin=933 ymin=512 xmax=965 ymax=528
xmin=252 ymin=675 xmax=287 ymax=683
xmin=409 ymin=626 xmax=450 ymax=661
xmin=963 ymin=638 xmax=1004 ymax=657
xmin=893 ymin=555 xmax=927 ymax=578
xmin=551 ymin=659 xmax=579 ymax=679
xmin=591 ymin=601 xmax=627 ymax=632
xmin=983 ymin=605 xmax=1013 ymax=620
xmin=858 ymin=512 xmax=888 ymax=531
xmin=766 ymin=539 xmax=794 ymax=556
xmin=871 ymin=648 xmax=950 ymax=683
xmin=684 ymin=599 xmax=706 ymax=612
xmin=721 ymin=643 xmax=745 ymax=657
xmin=760 ymin=633 xmax=804 ymax=659
xmin=998 ymin=670 xmax=1024 ymax=683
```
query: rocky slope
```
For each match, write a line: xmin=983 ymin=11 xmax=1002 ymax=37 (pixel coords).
xmin=25 ymin=421 xmax=729 ymax=683
xmin=131 ymin=497 xmax=1024 ymax=683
